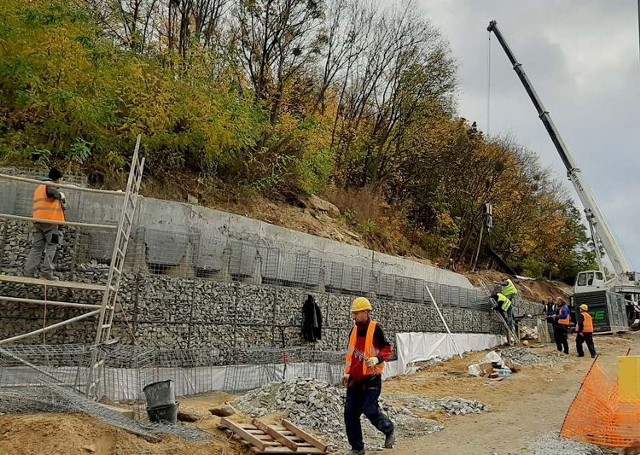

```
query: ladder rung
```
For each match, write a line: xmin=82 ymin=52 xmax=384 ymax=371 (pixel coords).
xmin=101 ymin=324 xmax=111 ymax=329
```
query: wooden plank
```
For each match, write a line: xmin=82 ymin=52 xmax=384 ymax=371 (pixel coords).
xmin=256 ymin=447 xmax=324 ymax=454
xmin=221 ymin=417 xmax=266 ymax=451
xmin=253 ymin=419 xmax=299 ymax=451
xmin=281 ymin=420 xmax=327 ymax=452
xmin=0 ymin=274 xmax=106 ymax=291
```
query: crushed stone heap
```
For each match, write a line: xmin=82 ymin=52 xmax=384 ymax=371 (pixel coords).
xmin=497 ymin=347 xmax=572 ymax=366
xmin=233 ymin=378 xmax=448 ymax=449
xmin=386 ymin=393 xmax=489 ymax=416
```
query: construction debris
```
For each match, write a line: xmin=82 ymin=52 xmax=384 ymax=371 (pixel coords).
xmin=233 ymin=378 xmax=444 ymax=449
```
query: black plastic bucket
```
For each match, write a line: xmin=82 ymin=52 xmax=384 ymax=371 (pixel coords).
xmin=143 ymin=380 xmax=175 ymax=408
xmin=146 ymin=401 xmax=179 ymax=424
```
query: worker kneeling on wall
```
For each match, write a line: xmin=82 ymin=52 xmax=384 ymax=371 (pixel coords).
xmin=343 ymin=297 xmax=395 ymax=455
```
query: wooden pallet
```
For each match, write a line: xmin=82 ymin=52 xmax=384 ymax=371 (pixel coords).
xmin=220 ymin=417 xmax=328 ymax=454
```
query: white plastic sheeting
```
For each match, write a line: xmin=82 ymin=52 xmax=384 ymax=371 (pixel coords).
xmin=386 ymin=332 xmax=506 ymax=377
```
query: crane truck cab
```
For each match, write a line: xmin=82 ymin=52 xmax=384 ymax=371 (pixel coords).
xmin=573 ymin=270 xmax=605 ymax=294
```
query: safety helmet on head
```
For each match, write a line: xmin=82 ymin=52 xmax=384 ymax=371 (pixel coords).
xmin=580 ymin=304 xmax=588 ymax=311
xmin=351 ymin=297 xmax=372 ymax=312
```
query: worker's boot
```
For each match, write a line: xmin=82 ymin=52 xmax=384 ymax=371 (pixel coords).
xmin=384 ymin=431 xmax=395 ymax=449
xmin=350 ymin=450 xmax=365 ymax=455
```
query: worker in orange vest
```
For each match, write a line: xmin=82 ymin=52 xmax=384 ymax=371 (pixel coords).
xmin=343 ymin=297 xmax=395 ymax=455
xmin=24 ymin=168 xmax=67 ymax=280
xmin=575 ymin=304 xmax=597 ymax=358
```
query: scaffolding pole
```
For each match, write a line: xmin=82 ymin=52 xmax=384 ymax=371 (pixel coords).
xmin=425 ymin=285 xmax=463 ymax=359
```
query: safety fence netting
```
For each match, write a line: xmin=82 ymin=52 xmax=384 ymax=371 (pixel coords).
xmin=561 ymin=360 xmax=640 ymax=450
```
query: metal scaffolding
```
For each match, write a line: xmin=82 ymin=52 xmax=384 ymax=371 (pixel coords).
xmin=0 ymin=136 xmax=144 ymax=398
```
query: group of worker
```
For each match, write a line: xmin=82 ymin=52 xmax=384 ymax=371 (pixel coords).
xmin=488 ymin=278 xmax=597 ymax=358
xmin=25 ymin=169 xmax=598 ymax=455
xmin=342 ymin=283 xmax=599 ymax=454
xmin=544 ymin=296 xmax=597 ymax=358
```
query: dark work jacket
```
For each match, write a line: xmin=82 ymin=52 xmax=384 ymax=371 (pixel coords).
xmin=544 ymin=303 xmax=557 ymax=323
xmin=302 ymin=297 xmax=322 ymax=342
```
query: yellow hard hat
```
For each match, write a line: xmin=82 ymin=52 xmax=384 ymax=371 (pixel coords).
xmin=580 ymin=304 xmax=588 ymax=311
xmin=351 ymin=297 xmax=372 ymax=312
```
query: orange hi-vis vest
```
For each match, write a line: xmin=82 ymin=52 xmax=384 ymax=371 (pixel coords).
xmin=558 ymin=306 xmax=573 ymax=326
xmin=581 ymin=312 xmax=594 ymax=333
xmin=32 ymin=184 xmax=65 ymax=223
xmin=345 ymin=321 xmax=385 ymax=376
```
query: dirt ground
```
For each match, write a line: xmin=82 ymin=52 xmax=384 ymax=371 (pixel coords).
xmin=385 ymin=334 xmax=638 ymax=455
xmin=1 ymin=335 xmax=637 ymax=455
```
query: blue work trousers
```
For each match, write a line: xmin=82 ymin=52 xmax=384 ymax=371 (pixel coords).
xmin=344 ymin=375 xmax=394 ymax=451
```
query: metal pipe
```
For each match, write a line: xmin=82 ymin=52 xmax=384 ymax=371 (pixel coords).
xmin=0 ymin=310 xmax=100 ymax=345
xmin=425 ymin=285 xmax=464 ymax=358
xmin=0 ymin=173 xmax=127 ymax=195
xmin=0 ymin=296 xmax=102 ymax=309
xmin=0 ymin=213 xmax=117 ymax=230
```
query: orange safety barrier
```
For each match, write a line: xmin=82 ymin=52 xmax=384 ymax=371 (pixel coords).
xmin=561 ymin=360 xmax=640 ymax=450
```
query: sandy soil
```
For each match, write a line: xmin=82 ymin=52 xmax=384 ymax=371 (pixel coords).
xmin=1 ymin=336 xmax=636 ymax=455
xmin=385 ymin=335 xmax=638 ymax=455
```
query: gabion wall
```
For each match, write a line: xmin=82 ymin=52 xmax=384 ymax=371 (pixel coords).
xmin=0 ymin=271 xmax=541 ymax=357
xmin=1 ymin=218 xmax=542 ymax=357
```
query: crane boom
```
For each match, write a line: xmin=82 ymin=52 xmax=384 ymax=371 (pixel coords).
xmin=487 ymin=20 xmax=633 ymax=278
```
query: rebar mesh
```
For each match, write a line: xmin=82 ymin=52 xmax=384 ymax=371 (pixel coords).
xmin=0 ymin=346 xmax=209 ymax=442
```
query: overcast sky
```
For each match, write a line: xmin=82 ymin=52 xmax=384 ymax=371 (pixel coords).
xmin=417 ymin=0 xmax=640 ymax=272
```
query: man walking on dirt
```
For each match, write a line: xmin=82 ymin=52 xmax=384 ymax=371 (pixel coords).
xmin=24 ymin=168 xmax=67 ymax=280
xmin=553 ymin=297 xmax=572 ymax=355
xmin=575 ymin=304 xmax=597 ymax=358
xmin=343 ymin=297 xmax=395 ymax=455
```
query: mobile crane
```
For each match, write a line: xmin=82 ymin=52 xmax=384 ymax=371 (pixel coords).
xmin=487 ymin=20 xmax=640 ymax=331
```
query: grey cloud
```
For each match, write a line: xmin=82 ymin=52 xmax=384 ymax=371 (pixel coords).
xmin=420 ymin=0 xmax=640 ymax=269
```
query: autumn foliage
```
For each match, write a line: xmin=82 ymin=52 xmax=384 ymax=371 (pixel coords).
xmin=0 ymin=0 xmax=596 ymax=282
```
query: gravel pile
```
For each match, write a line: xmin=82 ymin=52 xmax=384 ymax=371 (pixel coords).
xmin=498 ymin=347 xmax=570 ymax=366
xmin=523 ymin=433 xmax=610 ymax=455
xmin=233 ymin=378 xmax=444 ymax=449
xmin=387 ymin=393 xmax=488 ymax=415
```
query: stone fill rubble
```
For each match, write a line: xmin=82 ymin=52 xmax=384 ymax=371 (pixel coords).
xmin=233 ymin=378 xmax=488 ymax=449
xmin=497 ymin=347 xmax=571 ymax=366
xmin=386 ymin=393 xmax=488 ymax=416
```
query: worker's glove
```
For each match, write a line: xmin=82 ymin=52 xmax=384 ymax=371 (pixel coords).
xmin=341 ymin=374 xmax=350 ymax=387
xmin=59 ymin=192 xmax=67 ymax=208
xmin=365 ymin=357 xmax=380 ymax=368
